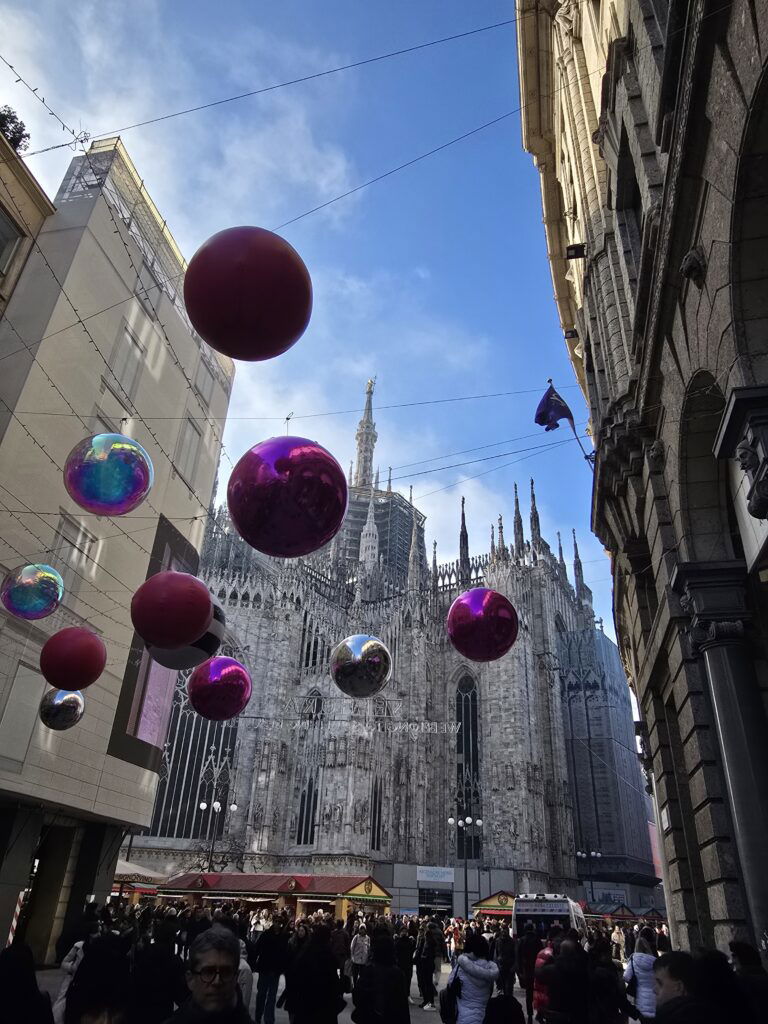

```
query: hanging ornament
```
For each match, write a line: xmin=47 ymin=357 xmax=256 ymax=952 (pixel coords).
xmin=187 ymin=656 xmax=252 ymax=721
xmin=147 ymin=594 xmax=226 ymax=670
xmin=39 ymin=689 xmax=85 ymax=731
xmin=131 ymin=571 xmax=213 ymax=650
xmin=329 ymin=634 xmax=392 ymax=698
xmin=227 ymin=436 xmax=347 ymax=558
xmin=183 ymin=226 xmax=312 ymax=361
xmin=1 ymin=564 xmax=64 ymax=620
xmin=64 ymin=433 xmax=154 ymax=516
xmin=40 ymin=627 xmax=107 ymax=690
xmin=446 ymin=588 xmax=519 ymax=662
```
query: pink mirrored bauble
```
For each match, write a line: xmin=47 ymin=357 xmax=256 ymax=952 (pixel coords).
xmin=227 ymin=436 xmax=348 ymax=558
xmin=183 ymin=226 xmax=312 ymax=362
xmin=446 ymin=587 xmax=519 ymax=662
xmin=64 ymin=433 xmax=154 ymax=516
xmin=187 ymin=656 xmax=252 ymax=721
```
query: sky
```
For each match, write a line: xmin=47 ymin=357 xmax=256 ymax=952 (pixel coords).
xmin=0 ymin=0 xmax=615 ymax=634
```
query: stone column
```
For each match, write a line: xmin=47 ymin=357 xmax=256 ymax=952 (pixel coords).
xmin=673 ymin=562 xmax=768 ymax=944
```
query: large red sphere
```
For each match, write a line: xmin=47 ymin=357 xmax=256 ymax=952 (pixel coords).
xmin=40 ymin=627 xmax=107 ymax=691
xmin=183 ymin=226 xmax=312 ymax=362
xmin=446 ymin=587 xmax=519 ymax=662
xmin=227 ymin=435 xmax=348 ymax=558
xmin=131 ymin=571 xmax=213 ymax=649
xmin=187 ymin=656 xmax=252 ymax=721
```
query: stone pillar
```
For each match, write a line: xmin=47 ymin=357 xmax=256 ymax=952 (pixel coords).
xmin=23 ymin=824 xmax=77 ymax=964
xmin=673 ymin=562 xmax=768 ymax=944
xmin=57 ymin=822 xmax=123 ymax=953
xmin=0 ymin=804 xmax=42 ymax=946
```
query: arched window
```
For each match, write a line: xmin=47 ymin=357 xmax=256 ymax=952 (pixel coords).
xmin=296 ymin=775 xmax=318 ymax=845
xmin=301 ymin=689 xmax=324 ymax=721
xmin=456 ymin=675 xmax=481 ymax=859
xmin=370 ymin=777 xmax=383 ymax=851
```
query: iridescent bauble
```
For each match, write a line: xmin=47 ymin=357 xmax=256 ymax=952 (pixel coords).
xmin=147 ymin=594 xmax=226 ymax=670
xmin=446 ymin=588 xmax=519 ymax=662
xmin=187 ymin=656 xmax=252 ymax=721
xmin=39 ymin=689 xmax=85 ymax=731
xmin=183 ymin=226 xmax=312 ymax=362
xmin=227 ymin=436 xmax=348 ymax=558
xmin=329 ymin=634 xmax=392 ymax=698
xmin=40 ymin=627 xmax=107 ymax=690
xmin=1 ymin=564 xmax=64 ymax=620
xmin=131 ymin=571 xmax=213 ymax=650
xmin=64 ymin=433 xmax=154 ymax=516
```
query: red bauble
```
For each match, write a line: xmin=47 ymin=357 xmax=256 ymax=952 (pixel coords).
xmin=131 ymin=571 xmax=213 ymax=649
xmin=183 ymin=226 xmax=312 ymax=362
xmin=40 ymin=627 xmax=107 ymax=691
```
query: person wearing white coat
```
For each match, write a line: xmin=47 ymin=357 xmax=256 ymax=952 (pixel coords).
xmin=623 ymin=927 xmax=659 ymax=1020
xmin=451 ymin=933 xmax=499 ymax=1024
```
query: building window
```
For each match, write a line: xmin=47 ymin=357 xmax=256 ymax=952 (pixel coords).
xmin=52 ymin=513 xmax=96 ymax=600
xmin=175 ymin=417 xmax=202 ymax=485
xmin=135 ymin=260 xmax=160 ymax=317
xmin=0 ymin=206 xmax=22 ymax=275
xmin=111 ymin=323 xmax=145 ymax=400
xmin=89 ymin=407 xmax=121 ymax=435
xmin=300 ymin=689 xmax=324 ymax=721
xmin=456 ymin=675 xmax=481 ymax=859
xmin=297 ymin=775 xmax=318 ymax=845
xmin=370 ymin=777 xmax=383 ymax=851
xmin=194 ymin=359 xmax=215 ymax=407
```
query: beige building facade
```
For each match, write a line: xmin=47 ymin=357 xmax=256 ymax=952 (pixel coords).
xmin=518 ymin=0 xmax=768 ymax=950
xmin=0 ymin=137 xmax=233 ymax=961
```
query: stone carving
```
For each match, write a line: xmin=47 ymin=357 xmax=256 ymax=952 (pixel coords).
xmin=736 ymin=438 xmax=760 ymax=474
xmin=272 ymin=806 xmax=280 ymax=832
xmin=647 ymin=439 xmax=665 ymax=471
xmin=252 ymin=803 xmax=264 ymax=828
xmin=680 ymin=244 xmax=706 ymax=287
xmin=332 ymin=803 xmax=343 ymax=827
xmin=591 ymin=113 xmax=609 ymax=148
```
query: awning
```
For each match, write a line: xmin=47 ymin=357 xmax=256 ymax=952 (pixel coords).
xmin=475 ymin=909 xmax=513 ymax=917
xmin=114 ymin=858 xmax=167 ymax=883
xmin=344 ymin=894 xmax=390 ymax=902
xmin=112 ymin=882 xmax=157 ymax=895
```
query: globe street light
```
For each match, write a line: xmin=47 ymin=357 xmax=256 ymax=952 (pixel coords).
xmin=448 ymin=813 xmax=483 ymax=920
xmin=576 ymin=847 xmax=602 ymax=902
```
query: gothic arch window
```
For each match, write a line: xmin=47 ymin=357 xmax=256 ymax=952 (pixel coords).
xmin=370 ymin=777 xmax=383 ymax=851
xmin=456 ymin=675 xmax=481 ymax=859
xmin=301 ymin=688 xmax=324 ymax=721
xmin=296 ymin=775 xmax=318 ymax=845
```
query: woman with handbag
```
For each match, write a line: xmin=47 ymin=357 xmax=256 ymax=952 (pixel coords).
xmin=623 ymin=927 xmax=658 ymax=1020
xmin=451 ymin=932 xmax=499 ymax=1024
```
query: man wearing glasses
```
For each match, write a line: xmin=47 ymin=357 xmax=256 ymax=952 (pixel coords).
xmin=163 ymin=926 xmax=253 ymax=1022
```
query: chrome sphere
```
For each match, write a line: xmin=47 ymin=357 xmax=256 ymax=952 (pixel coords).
xmin=329 ymin=634 xmax=392 ymax=698
xmin=39 ymin=689 xmax=85 ymax=731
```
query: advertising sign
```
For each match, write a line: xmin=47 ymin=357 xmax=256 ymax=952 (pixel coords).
xmin=416 ymin=866 xmax=455 ymax=884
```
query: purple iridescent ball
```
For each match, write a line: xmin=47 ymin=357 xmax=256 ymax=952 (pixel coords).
xmin=187 ymin=656 xmax=252 ymax=721
xmin=227 ymin=435 xmax=348 ymax=558
xmin=446 ymin=587 xmax=519 ymax=662
xmin=64 ymin=433 xmax=154 ymax=516
xmin=1 ymin=564 xmax=64 ymax=620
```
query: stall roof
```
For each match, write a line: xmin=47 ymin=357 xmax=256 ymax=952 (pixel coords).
xmin=162 ymin=872 xmax=391 ymax=899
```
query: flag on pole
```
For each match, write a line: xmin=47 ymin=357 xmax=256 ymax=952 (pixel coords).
xmin=534 ymin=380 xmax=575 ymax=432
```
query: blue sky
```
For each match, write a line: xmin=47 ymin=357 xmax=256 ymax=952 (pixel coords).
xmin=1 ymin=0 xmax=614 ymax=631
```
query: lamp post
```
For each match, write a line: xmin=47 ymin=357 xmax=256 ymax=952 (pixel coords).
xmin=200 ymin=798 xmax=238 ymax=872
xmin=448 ymin=813 xmax=483 ymax=920
xmin=576 ymin=848 xmax=602 ymax=902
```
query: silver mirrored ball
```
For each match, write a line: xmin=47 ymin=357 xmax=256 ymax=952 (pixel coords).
xmin=329 ymin=634 xmax=392 ymax=698
xmin=39 ymin=688 xmax=85 ymax=731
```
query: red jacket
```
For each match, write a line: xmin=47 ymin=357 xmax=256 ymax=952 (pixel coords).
xmin=533 ymin=944 xmax=555 ymax=1011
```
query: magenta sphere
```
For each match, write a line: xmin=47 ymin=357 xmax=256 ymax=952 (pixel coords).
xmin=187 ymin=656 xmax=252 ymax=721
xmin=446 ymin=587 xmax=519 ymax=662
xmin=227 ymin=435 xmax=348 ymax=558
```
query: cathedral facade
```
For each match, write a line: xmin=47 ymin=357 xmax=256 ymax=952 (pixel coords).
xmin=132 ymin=384 xmax=658 ymax=914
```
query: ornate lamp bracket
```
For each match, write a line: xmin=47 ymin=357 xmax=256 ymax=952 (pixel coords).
xmin=714 ymin=385 xmax=768 ymax=520
xmin=672 ymin=562 xmax=749 ymax=655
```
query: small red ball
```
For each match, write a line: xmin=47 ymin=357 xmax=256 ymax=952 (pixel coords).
xmin=131 ymin=571 xmax=213 ymax=649
xmin=40 ymin=627 xmax=107 ymax=690
xmin=183 ymin=226 xmax=312 ymax=362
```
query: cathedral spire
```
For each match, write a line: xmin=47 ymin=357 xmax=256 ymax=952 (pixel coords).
xmin=497 ymin=514 xmax=508 ymax=561
xmin=557 ymin=531 xmax=568 ymax=579
xmin=573 ymin=529 xmax=585 ymax=600
xmin=407 ymin=506 xmax=421 ymax=589
xmin=513 ymin=482 xmax=525 ymax=559
xmin=374 ymin=466 xmax=380 ymax=490
xmin=530 ymin=477 xmax=542 ymax=552
xmin=359 ymin=487 xmax=379 ymax=570
xmin=432 ymin=539 xmax=439 ymax=603
xmin=490 ymin=523 xmax=496 ymax=560
xmin=353 ymin=379 xmax=378 ymax=489
xmin=387 ymin=466 xmax=392 ymax=493
xmin=459 ymin=496 xmax=471 ymax=585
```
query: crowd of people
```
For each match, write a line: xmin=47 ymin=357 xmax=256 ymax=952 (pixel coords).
xmin=0 ymin=898 xmax=765 ymax=1024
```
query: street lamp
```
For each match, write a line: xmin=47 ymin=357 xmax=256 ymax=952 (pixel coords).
xmin=200 ymin=799 xmax=238 ymax=872
xmin=576 ymin=848 xmax=602 ymax=902
xmin=448 ymin=813 xmax=483 ymax=920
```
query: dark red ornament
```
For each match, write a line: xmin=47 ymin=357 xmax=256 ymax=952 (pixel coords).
xmin=183 ymin=226 xmax=312 ymax=362
xmin=446 ymin=587 xmax=519 ymax=662
xmin=131 ymin=571 xmax=213 ymax=649
xmin=40 ymin=627 xmax=107 ymax=690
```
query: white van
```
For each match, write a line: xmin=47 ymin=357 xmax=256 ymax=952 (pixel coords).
xmin=512 ymin=893 xmax=587 ymax=937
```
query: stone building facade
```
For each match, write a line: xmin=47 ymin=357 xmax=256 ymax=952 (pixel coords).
xmin=134 ymin=386 xmax=659 ymax=915
xmin=517 ymin=0 xmax=768 ymax=948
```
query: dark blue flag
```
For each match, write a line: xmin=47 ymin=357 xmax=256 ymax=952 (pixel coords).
xmin=535 ymin=381 xmax=575 ymax=432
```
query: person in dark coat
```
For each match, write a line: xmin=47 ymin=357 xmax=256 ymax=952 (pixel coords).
xmin=494 ymin=929 xmax=517 ymax=994
xmin=0 ymin=942 xmax=54 ymax=1024
xmin=352 ymin=934 xmax=409 ymax=1024
xmin=394 ymin=927 xmax=415 ymax=1002
xmin=415 ymin=921 xmax=439 ymax=1009
xmin=729 ymin=940 xmax=768 ymax=1020
xmin=329 ymin=920 xmax=351 ymax=980
xmin=587 ymin=938 xmax=626 ymax=1024
xmin=162 ymin=926 xmax=252 ymax=1023
xmin=515 ymin=923 xmax=542 ymax=1024
xmin=653 ymin=951 xmax=714 ymax=1024
xmin=536 ymin=936 xmax=589 ymax=1024
xmin=691 ymin=947 xmax=753 ymax=1022
xmin=253 ymin=917 xmax=288 ymax=1024
xmin=131 ymin=927 xmax=188 ymax=1023
xmin=289 ymin=925 xmax=344 ymax=1024
xmin=64 ymin=931 xmax=132 ymax=1024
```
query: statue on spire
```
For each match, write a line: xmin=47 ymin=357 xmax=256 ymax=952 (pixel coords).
xmin=353 ymin=379 xmax=378 ymax=489
xmin=513 ymin=482 xmax=525 ymax=560
xmin=530 ymin=477 xmax=542 ymax=552
xmin=573 ymin=528 xmax=585 ymax=600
